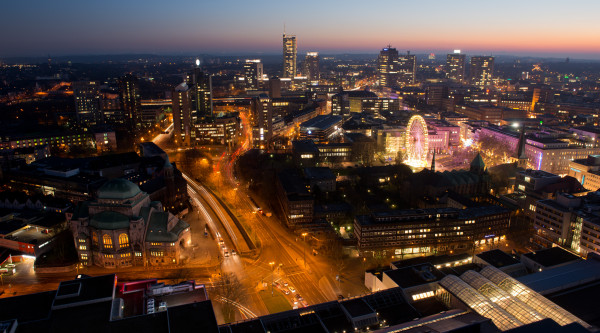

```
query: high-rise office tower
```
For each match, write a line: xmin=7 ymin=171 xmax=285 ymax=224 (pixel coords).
xmin=119 ymin=73 xmax=141 ymax=129
xmin=243 ymin=59 xmax=263 ymax=90
xmin=172 ymin=83 xmax=193 ymax=146
xmin=185 ymin=67 xmax=213 ymax=119
xmin=470 ymin=56 xmax=495 ymax=87
xmin=446 ymin=51 xmax=466 ymax=82
xmin=304 ymin=52 xmax=320 ymax=83
xmin=251 ymin=94 xmax=273 ymax=148
xmin=72 ymin=81 xmax=101 ymax=126
xmin=398 ymin=51 xmax=416 ymax=85
xmin=283 ymin=34 xmax=297 ymax=78
xmin=377 ymin=46 xmax=399 ymax=87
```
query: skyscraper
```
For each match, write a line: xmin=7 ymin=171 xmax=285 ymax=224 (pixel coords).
xmin=446 ymin=51 xmax=466 ymax=82
xmin=119 ymin=73 xmax=141 ymax=129
xmin=251 ymin=94 xmax=273 ymax=149
xmin=377 ymin=46 xmax=399 ymax=87
xmin=283 ymin=34 xmax=297 ymax=78
xmin=72 ymin=81 xmax=101 ymax=126
xmin=304 ymin=52 xmax=320 ymax=83
xmin=172 ymin=82 xmax=193 ymax=146
xmin=470 ymin=56 xmax=495 ymax=87
xmin=185 ymin=67 xmax=213 ymax=119
xmin=243 ymin=59 xmax=263 ymax=90
xmin=398 ymin=51 xmax=416 ymax=85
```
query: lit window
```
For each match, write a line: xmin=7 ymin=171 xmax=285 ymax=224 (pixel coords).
xmin=103 ymin=234 xmax=113 ymax=249
xmin=119 ymin=233 xmax=129 ymax=248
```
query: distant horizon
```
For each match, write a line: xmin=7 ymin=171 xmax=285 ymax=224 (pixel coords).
xmin=2 ymin=0 xmax=599 ymax=60
xmin=3 ymin=51 xmax=600 ymax=63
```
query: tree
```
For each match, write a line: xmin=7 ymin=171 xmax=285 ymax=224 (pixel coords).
xmin=212 ymin=272 xmax=246 ymax=323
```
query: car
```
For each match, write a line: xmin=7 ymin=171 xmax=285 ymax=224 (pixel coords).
xmin=282 ymin=281 xmax=288 ymax=287
xmin=224 ymin=250 xmax=229 ymax=257
xmin=337 ymin=294 xmax=344 ymax=300
xmin=283 ymin=290 xmax=290 ymax=295
xmin=288 ymin=286 xmax=296 ymax=293
xmin=231 ymin=250 xmax=236 ymax=256
xmin=295 ymin=294 xmax=302 ymax=300
xmin=272 ymin=282 xmax=279 ymax=287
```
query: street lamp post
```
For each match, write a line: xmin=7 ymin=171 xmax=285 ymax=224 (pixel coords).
xmin=269 ymin=261 xmax=275 ymax=296
xmin=302 ymin=232 xmax=308 ymax=269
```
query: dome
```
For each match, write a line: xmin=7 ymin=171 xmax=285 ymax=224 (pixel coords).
xmin=97 ymin=178 xmax=141 ymax=200
xmin=89 ymin=211 xmax=130 ymax=230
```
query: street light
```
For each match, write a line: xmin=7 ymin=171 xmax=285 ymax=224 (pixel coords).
xmin=302 ymin=232 xmax=308 ymax=269
xmin=269 ymin=261 xmax=275 ymax=295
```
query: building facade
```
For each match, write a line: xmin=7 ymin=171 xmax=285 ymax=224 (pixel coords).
xmin=304 ymin=52 xmax=320 ymax=84
xmin=377 ymin=46 xmax=399 ymax=87
xmin=283 ymin=34 xmax=297 ymax=78
xmin=446 ymin=52 xmax=466 ymax=82
xmin=172 ymin=83 xmax=194 ymax=146
xmin=69 ymin=178 xmax=191 ymax=268
xmin=354 ymin=206 xmax=510 ymax=255
xmin=470 ymin=56 xmax=495 ymax=87
xmin=243 ymin=59 xmax=263 ymax=90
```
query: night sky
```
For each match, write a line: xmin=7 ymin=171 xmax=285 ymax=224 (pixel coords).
xmin=2 ymin=0 xmax=599 ymax=58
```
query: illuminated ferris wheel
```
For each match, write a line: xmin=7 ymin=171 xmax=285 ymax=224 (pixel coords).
xmin=405 ymin=115 xmax=429 ymax=167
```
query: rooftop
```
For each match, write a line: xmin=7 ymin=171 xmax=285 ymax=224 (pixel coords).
xmin=300 ymin=115 xmax=342 ymax=131
xmin=522 ymin=247 xmax=582 ymax=268
xmin=304 ymin=167 xmax=335 ymax=181
xmin=476 ymin=249 xmax=521 ymax=268
xmin=339 ymin=298 xmax=374 ymax=317
xmin=384 ymin=263 xmax=446 ymax=289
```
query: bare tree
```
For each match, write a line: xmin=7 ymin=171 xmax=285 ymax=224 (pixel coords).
xmin=212 ymin=272 xmax=246 ymax=323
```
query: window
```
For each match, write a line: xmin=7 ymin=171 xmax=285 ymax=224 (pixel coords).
xmin=119 ymin=233 xmax=129 ymax=248
xmin=79 ymin=245 xmax=87 ymax=250
xmin=151 ymin=251 xmax=164 ymax=257
xmin=103 ymin=234 xmax=113 ymax=249
xmin=78 ymin=238 xmax=86 ymax=243
xmin=151 ymin=242 xmax=161 ymax=246
xmin=92 ymin=232 xmax=98 ymax=245
xmin=135 ymin=252 xmax=142 ymax=257
xmin=81 ymin=254 xmax=88 ymax=260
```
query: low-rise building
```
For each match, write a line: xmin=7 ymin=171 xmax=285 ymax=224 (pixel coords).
xmin=354 ymin=205 xmax=510 ymax=255
xmin=568 ymin=155 xmax=600 ymax=191
xmin=275 ymin=170 xmax=314 ymax=228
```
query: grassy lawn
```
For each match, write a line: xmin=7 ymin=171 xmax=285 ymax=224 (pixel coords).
xmin=258 ymin=289 xmax=292 ymax=314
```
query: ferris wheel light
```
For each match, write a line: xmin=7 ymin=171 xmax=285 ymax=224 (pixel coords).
xmin=405 ymin=115 xmax=429 ymax=168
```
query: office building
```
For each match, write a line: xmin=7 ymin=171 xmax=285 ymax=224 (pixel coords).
xmin=194 ymin=114 xmax=240 ymax=147
xmin=398 ymin=51 xmax=416 ymax=85
xmin=354 ymin=205 xmax=510 ymax=255
xmin=569 ymin=155 xmax=600 ymax=191
xmin=72 ymin=81 xmax=101 ymax=126
xmin=446 ymin=52 xmax=466 ymax=82
xmin=298 ymin=115 xmax=343 ymax=144
xmin=251 ymin=94 xmax=273 ymax=148
xmin=304 ymin=52 xmax=320 ymax=83
xmin=283 ymin=34 xmax=297 ymax=78
xmin=118 ymin=74 xmax=141 ymax=129
xmin=470 ymin=56 xmax=495 ymax=87
xmin=172 ymin=83 xmax=193 ymax=146
xmin=243 ymin=59 xmax=263 ymax=90
xmin=377 ymin=46 xmax=399 ymax=87
xmin=185 ymin=68 xmax=213 ymax=119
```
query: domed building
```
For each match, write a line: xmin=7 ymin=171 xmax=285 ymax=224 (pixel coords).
xmin=69 ymin=178 xmax=190 ymax=268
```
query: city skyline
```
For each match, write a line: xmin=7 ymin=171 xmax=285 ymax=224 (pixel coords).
xmin=2 ymin=0 xmax=600 ymax=58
